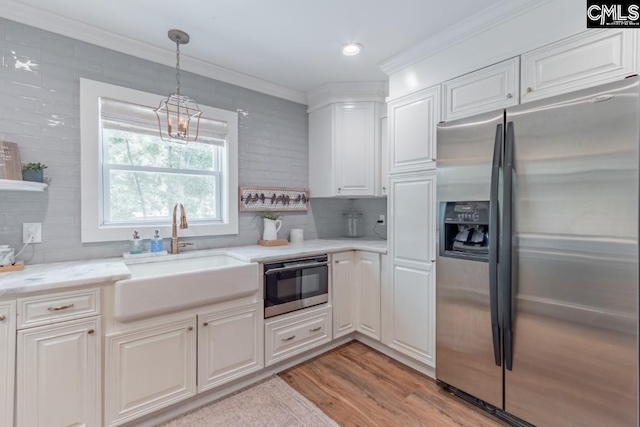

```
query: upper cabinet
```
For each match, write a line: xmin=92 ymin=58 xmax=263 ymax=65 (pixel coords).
xmin=521 ymin=29 xmax=638 ymax=103
xmin=388 ymin=85 xmax=440 ymax=174
xmin=443 ymin=57 xmax=519 ymax=121
xmin=307 ymin=82 xmax=387 ymax=197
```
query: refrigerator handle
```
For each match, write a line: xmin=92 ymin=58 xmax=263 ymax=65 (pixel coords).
xmin=489 ymin=123 xmax=502 ymax=367
xmin=503 ymin=121 xmax=515 ymax=371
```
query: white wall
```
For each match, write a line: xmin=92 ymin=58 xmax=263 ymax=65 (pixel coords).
xmin=388 ymin=0 xmax=586 ymax=100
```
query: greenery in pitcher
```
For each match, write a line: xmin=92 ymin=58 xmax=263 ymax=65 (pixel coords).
xmin=256 ymin=211 xmax=282 ymax=220
xmin=22 ymin=162 xmax=48 ymax=171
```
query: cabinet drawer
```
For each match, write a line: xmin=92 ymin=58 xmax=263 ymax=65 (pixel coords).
xmin=17 ymin=288 xmax=100 ymax=329
xmin=265 ymin=305 xmax=332 ymax=366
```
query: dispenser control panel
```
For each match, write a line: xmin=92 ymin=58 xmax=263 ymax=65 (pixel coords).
xmin=440 ymin=201 xmax=490 ymax=262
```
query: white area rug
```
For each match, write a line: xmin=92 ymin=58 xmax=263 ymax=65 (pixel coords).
xmin=160 ymin=376 xmax=338 ymax=427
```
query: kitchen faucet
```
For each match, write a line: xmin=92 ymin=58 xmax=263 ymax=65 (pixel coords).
xmin=171 ymin=203 xmax=194 ymax=254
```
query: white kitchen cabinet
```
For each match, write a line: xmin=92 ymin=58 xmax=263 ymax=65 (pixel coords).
xmin=443 ymin=57 xmax=519 ymax=121
xmin=380 ymin=116 xmax=389 ymax=196
xmin=388 ymin=85 xmax=440 ymax=174
xmin=105 ymin=317 xmax=196 ymax=427
xmin=521 ymin=29 xmax=638 ymax=103
xmin=355 ymin=251 xmax=381 ymax=340
xmin=309 ymin=101 xmax=383 ymax=197
xmin=265 ymin=305 xmax=332 ymax=366
xmin=197 ymin=302 xmax=263 ymax=392
xmin=0 ymin=301 xmax=15 ymax=427
xmin=332 ymin=251 xmax=356 ymax=338
xmin=16 ymin=317 xmax=101 ymax=427
xmin=383 ymin=171 xmax=436 ymax=367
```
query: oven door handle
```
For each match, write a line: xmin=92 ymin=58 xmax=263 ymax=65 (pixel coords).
xmin=264 ymin=261 xmax=329 ymax=275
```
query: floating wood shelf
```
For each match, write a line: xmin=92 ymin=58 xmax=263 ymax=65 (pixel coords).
xmin=0 ymin=179 xmax=48 ymax=192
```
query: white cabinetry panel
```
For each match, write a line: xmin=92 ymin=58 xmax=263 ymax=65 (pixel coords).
xmin=388 ymin=86 xmax=439 ymax=174
xmin=105 ymin=317 xmax=196 ymax=427
xmin=380 ymin=116 xmax=389 ymax=195
xmin=521 ymin=29 xmax=637 ymax=103
xmin=332 ymin=251 xmax=356 ymax=338
xmin=197 ymin=302 xmax=263 ymax=392
xmin=0 ymin=301 xmax=15 ymax=427
xmin=17 ymin=317 xmax=101 ymax=427
xmin=355 ymin=252 xmax=381 ymax=340
xmin=443 ymin=58 xmax=519 ymax=121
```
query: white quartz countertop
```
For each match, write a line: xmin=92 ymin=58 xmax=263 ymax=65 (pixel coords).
xmin=0 ymin=239 xmax=386 ymax=297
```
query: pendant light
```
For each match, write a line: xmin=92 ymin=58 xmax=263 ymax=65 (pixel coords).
xmin=155 ymin=29 xmax=202 ymax=143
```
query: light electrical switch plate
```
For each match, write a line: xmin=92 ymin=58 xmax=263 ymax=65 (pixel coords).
xmin=23 ymin=223 xmax=42 ymax=243
xmin=378 ymin=214 xmax=386 ymax=226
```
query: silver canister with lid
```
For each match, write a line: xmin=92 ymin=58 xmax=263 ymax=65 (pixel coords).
xmin=343 ymin=209 xmax=363 ymax=238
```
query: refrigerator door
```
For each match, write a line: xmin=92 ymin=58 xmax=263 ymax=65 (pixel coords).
xmin=436 ymin=110 xmax=503 ymax=408
xmin=504 ymin=78 xmax=639 ymax=426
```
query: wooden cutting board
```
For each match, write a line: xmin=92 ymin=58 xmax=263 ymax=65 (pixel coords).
xmin=258 ymin=239 xmax=288 ymax=247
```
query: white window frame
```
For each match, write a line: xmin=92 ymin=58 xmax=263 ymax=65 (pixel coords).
xmin=80 ymin=78 xmax=238 ymax=243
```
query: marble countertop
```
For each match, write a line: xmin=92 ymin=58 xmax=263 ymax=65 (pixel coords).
xmin=0 ymin=239 xmax=386 ymax=298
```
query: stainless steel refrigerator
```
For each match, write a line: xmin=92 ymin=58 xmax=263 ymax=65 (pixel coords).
xmin=435 ymin=77 xmax=639 ymax=427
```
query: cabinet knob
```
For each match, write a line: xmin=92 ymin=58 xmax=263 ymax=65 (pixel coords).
xmin=338 ymin=188 xmax=342 ymax=192
xmin=203 ymin=322 xmax=209 ymax=327
xmin=431 ymin=259 xmax=436 ymax=263
xmin=0 ymin=315 xmax=6 ymax=322
xmin=527 ymin=87 xmax=533 ymax=93
xmin=187 ymin=326 xmax=193 ymax=331
xmin=382 ymin=187 xmax=387 ymax=191
xmin=506 ymin=93 xmax=513 ymax=99
xmin=87 ymin=329 xmax=95 ymax=335
xmin=431 ymin=158 xmax=437 ymax=162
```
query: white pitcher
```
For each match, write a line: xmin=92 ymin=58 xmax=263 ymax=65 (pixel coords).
xmin=263 ymin=218 xmax=282 ymax=240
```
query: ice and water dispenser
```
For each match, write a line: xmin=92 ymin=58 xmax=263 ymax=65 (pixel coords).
xmin=439 ymin=201 xmax=490 ymax=261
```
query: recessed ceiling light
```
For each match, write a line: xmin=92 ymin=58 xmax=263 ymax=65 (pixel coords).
xmin=341 ymin=43 xmax=363 ymax=56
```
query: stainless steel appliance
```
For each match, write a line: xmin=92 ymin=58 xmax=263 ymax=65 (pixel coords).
xmin=436 ymin=77 xmax=639 ymax=427
xmin=264 ymin=255 xmax=329 ymax=318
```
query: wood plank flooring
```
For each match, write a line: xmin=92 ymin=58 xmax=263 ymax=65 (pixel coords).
xmin=279 ymin=341 xmax=508 ymax=427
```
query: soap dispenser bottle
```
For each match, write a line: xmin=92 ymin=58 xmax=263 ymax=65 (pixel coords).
xmin=129 ymin=230 xmax=144 ymax=255
xmin=150 ymin=229 xmax=164 ymax=253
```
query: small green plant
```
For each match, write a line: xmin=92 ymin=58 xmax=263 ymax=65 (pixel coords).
xmin=257 ymin=211 xmax=281 ymax=220
xmin=22 ymin=162 xmax=48 ymax=171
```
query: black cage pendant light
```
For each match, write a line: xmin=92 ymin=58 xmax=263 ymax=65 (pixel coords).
xmin=155 ymin=29 xmax=202 ymax=143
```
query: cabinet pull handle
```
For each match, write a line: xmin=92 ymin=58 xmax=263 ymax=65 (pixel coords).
xmin=506 ymin=93 xmax=513 ymax=99
xmin=527 ymin=87 xmax=533 ymax=93
xmin=47 ymin=303 xmax=74 ymax=312
xmin=203 ymin=322 xmax=209 ymax=327
xmin=0 ymin=315 xmax=5 ymax=322
xmin=382 ymin=187 xmax=387 ymax=191
xmin=188 ymin=326 xmax=193 ymax=331
xmin=431 ymin=158 xmax=437 ymax=162
xmin=282 ymin=335 xmax=296 ymax=342
xmin=87 ymin=329 xmax=95 ymax=335
xmin=309 ymin=327 xmax=322 ymax=332
xmin=431 ymin=259 xmax=436 ymax=263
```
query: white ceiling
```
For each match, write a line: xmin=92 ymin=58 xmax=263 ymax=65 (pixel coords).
xmin=2 ymin=0 xmax=504 ymax=101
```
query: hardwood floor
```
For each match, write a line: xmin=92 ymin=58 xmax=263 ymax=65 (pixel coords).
xmin=279 ymin=341 xmax=508 ymax=427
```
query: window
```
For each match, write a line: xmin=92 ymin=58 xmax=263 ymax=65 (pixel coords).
xmin=80 ymin=79 xmax=238 ymax=243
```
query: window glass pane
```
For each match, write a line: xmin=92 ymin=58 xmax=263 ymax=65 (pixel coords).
xmin=104 ymin=129 xmax=220 ymax=172
xmin=106 ymin=170 xmax=219 ymax=224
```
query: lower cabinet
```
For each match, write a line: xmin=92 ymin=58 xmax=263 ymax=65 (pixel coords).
xmin=16 ymin=317 xmax=101 ymax=427
xmin=197 ymin=302 xmax=263 ymax=392
xmin=332 ymin=251 xmax=356 ymax=338
xmin=355 ymin=252 xmax=381 ymax=340
xmin=105 ymin=317 xmax=197 ymax=427
xmin=0 ymin=301 xmax=15 ymax=427
xmin=265 ymin=305 xmax=332 ymax=366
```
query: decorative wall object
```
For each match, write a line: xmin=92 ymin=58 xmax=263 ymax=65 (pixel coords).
xmin=239 ymin=186 xmax=309 ymax=212
xmin=0 ymin=141 xmax=22 ymax=180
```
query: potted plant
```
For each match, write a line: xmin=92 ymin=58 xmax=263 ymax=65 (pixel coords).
xmin=22 ymin=162 xmax=47 ymax=183
xmin=257 ymin=212 xmax=282 ymax=241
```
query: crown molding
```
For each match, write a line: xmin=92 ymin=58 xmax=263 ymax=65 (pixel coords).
xmin=0 ymin=0 xmax=308 ymax=104
xmin=306 ymin=81 xmax=387 ymax=112
xmin=378 ymin=0 xmax=553 ymax=76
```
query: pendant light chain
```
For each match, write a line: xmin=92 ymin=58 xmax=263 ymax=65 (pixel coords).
xmin=175 ymin=40 xmax=181 ymax=95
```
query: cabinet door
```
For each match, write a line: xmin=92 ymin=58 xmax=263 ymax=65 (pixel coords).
xmin=105 ymin=317 xmax=196 ymax=427
xmin=17 ymin=317 xmax=101 ymax=427
xmin=388 ymin=86 xmax=439 ymax=174
xmin=521 ymin=29 xmax=637 ymax=103
xmin=334 ymin=102 xmax=376 ymax=196
xmin=0 ymin=301 xmax=15 ymax=427
xmin=384 ymin=172 xmax=436 ymax=366
xmin=443 ymin=57 xmax=519 ymax=121
xmin=356 ymin=252 xmax=381 ymax=340
xmin=332 ymin=251 xmax=356 ymax=338
xmin=380 ymin=116 xmax=389 ymax=196
xmin=198 ymin=302 xmax=263 ymax=392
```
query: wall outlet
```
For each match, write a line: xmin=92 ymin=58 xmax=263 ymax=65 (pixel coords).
xmin=23 ymin=223 xmax=42 ymax=244
xmin=378 ymin=214 xmax=386 ymax=226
